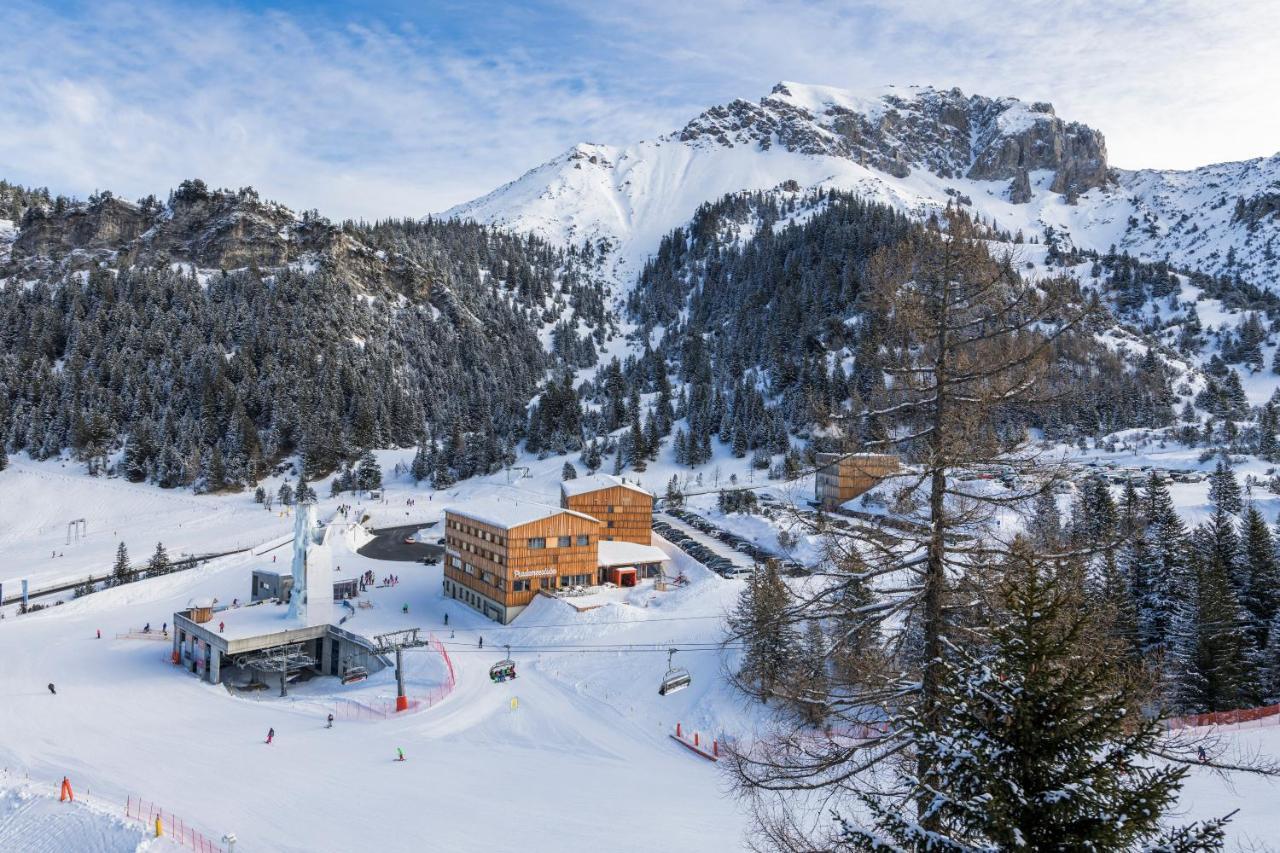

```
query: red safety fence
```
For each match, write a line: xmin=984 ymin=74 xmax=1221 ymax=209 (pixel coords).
xmin=124 ymin=795 xmax=223 ymax=853
xmin=331 ymin=632 xmax=456 ymax=721
xmin=1165 ymin=701 xmax=1280 ymax=731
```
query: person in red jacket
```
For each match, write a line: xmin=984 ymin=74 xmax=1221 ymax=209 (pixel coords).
xmin=266 ymin=727 xmax=274 ymax=744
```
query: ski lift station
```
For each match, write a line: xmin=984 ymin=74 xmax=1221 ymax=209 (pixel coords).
xmin=171 ymin=506 xmax=384 ymax=688
xmin=442 ymin=476 xmax=667 ymax=624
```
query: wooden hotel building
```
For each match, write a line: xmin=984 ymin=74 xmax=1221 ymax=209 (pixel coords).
xmin=443 ymin=500 xmax=602 ymax=624
xmin=444 ymin=481 xmax=665 ymax=623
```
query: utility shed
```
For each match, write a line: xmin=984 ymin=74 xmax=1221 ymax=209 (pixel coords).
xmin=815 ymin=453 xmax=900 ymax=510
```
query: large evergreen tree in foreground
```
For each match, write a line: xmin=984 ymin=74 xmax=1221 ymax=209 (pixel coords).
xmin=840 ymin=545 xmax=1231 ymax=851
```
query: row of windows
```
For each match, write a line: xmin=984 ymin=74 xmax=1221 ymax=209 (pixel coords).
xmin=449 ymin=556 xmax=509 ymax=591
xmin=527 ymin=534 xmax=590 ymax=549
xmin=445 ymin=580 xmax=502 ymax=621
xmin=445 ymin=518 xmax=508 ymax=548
xmin=449 ymin=536 xmax=505 ymax=565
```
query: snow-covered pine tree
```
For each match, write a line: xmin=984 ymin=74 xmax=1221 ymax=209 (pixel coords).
xmin=561 ymin=461 xmax=577 ymax=481
xmin=277 ymin=481 xmax=294 ymax=506
xmin=1139 ymin=472 xmax=1190 ymax=660
xmin=664 ymin=475 xmax=683 ymax=507
xmin=146 ymin=542 xmax=170 ymax=578
xmin=111 ymin=542 xmax=131 ymax=587
xmin=786 ymin=620 xmax=829 ymax=725
xmin=1174 ymin=510 xmax=1253 ymax=712
xmin=1028 ymin=487 xmax=1062 ymax=550
xmin=356 ymin=450 xmax=382 ymax=492
xmin=253 ymin=486 xmax=266 ymax=504
xmin=295 ymin=474 xmax=316 ymax=504
xmin=410 ymin=443 xmax=432 ymax=483
xmin=1239 ymin=504 xmax=1280 ymax=659
xmin=1208 ymin=458 xmax=1243 ymax=515
xmin=582 ymin=439 xmax=602 ymax=473
xmin=728 ymin=561 xmax=797 ymax=701
xmin=837 ymin=544 xmax=1231 ymax=851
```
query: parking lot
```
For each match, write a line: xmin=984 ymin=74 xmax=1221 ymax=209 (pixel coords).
xmin=654 ymin=509 xmax=807 ymax=578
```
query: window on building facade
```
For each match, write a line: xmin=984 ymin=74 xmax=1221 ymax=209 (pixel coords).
xmin=528 ymin=537 xmax=546 ymax=549
xmin=513 ymin=579 xmax=530 ymax=592
xmin=575 ymin=534 xmax=589 ymax=546
xmin=557 ymin=536 xmax=571 ymax=547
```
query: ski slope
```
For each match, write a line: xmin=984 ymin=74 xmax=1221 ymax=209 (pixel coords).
xmin=0 ymin=458 xmax=754 ymax=852
xmin=2 ymin=450 xmax=1279 ymax=850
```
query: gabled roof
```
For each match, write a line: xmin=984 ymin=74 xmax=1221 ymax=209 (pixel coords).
xmin=560 ymin=473 xmax=654 ymax=500
xmin=447 ymin=498 xmax=599 ymax=530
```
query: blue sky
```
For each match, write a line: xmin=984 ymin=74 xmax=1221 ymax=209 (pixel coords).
xmin=1 ymin=0 xmax=1277 ymax=220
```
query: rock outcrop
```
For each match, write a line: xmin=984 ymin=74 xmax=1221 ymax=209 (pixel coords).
xmin=674 ymin=82 xmax=1110 ymax=202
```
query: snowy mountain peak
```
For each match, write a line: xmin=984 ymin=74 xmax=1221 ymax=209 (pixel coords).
xmin=444 ymin=81 xmax=1278 ymax=293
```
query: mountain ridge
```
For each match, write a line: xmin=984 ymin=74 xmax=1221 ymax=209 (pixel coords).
xmin=443 ymin=80 xmax=1279 ymax=293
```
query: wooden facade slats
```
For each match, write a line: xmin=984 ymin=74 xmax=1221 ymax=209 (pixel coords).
xmin=815 ymin=453 xmax=899 ymax=509
xmin=561 ymin=484 xmax=654 ymax=545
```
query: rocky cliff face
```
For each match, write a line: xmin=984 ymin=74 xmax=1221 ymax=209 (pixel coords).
xmin=675 ymin=82 xmax=1110 ymax=202
xmin=3 ymin=179 xmax=423 ymax=295
xmin=9 ymin=181 xmax=328 ymax=273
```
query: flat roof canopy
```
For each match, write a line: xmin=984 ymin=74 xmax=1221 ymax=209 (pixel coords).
xmin=597 ymin=540 xmax=667 ymax=567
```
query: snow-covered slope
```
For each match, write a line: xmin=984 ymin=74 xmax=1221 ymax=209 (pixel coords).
xmin=444 ymin=81 xmax=1280 ymax=292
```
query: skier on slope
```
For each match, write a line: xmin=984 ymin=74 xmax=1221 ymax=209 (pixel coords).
xmin=326 ymin=714 xmax=334 ymax=729
xmin=47 ymin=683 xmax=56 ymax=695
xmin=266 ymin=727 xmax=275 ymax=744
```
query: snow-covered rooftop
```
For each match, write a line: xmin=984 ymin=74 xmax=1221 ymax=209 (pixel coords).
xmin=447 ymin=498 xmax=598 ymax=530
xmin=560 ymin=474 xmax=654 ymax=500
xmin=597 ymin=540 xmax=667 ymax=567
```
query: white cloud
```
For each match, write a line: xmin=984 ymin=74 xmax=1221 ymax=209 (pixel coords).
xmin=0 ymin=1 xmax=676 ymax=219
xmin=0 ymin=0 xmax=1275 ymax=219
xmin=570 ymin=0 xmax=1280 ymax=171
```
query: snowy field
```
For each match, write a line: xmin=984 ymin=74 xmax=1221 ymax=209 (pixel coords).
xmin=3 ymin=448 xmax=1280 ymax=851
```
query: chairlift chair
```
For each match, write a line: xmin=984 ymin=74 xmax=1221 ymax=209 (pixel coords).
xmin=489 ymin=645 xmax=517 ymax=683
xmin=659 ymin=648 xmax=692 ymax=696
xmin=341 ymin=665 xmax=368 ymax=685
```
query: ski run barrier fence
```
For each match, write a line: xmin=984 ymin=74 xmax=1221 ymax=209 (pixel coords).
xmin=331 ymin=633 xmax=456 ymax=722
xmin=125 ymin=795 xmax=223 ymax=852
xmin=1165 ymin=701 xmax=1280 ymax=731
